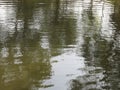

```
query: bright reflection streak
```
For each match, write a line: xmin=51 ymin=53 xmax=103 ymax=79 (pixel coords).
xmin=0 ymin=5 xmax=7 ymax=21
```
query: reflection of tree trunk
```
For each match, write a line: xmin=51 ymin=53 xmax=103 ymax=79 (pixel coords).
xmin=114 ymin=0 xmax=120 ymax=13
xmin=90 ymin=0 xmax=93 ymax=13
xmin=22 ymin=1 xmax=34 ymax=38
xmin=23 ymin=16 xmax=28 ymax=38
xmin=87 ymin=0 xmax=94 ymax=19
xmin=54 ymin=0 xmax=60 ymax=23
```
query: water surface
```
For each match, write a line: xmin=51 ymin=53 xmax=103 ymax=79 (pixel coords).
xmin=0 ymin=0 xmax=120 ymax=90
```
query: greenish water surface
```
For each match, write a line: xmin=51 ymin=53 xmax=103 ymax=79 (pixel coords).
xmin=0 ymin=0 xmax=120 ymax=90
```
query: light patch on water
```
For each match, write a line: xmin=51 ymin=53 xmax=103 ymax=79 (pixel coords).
xmin=1 ymin=47 xmax=9 ymax=58
xmin=40 ymin=52 xmax=85 ymax=90
xmin=40 ymin=35 xmax=50 ymax=49
xmin=13 ymin=46 xmax=23 ymax=58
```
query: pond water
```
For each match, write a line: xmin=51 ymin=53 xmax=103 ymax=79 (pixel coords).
xmin=0 ymin=0 xmax=120 ymax=90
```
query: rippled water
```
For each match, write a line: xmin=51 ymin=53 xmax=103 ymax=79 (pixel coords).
xmin=0 ymin=0 xmax=120 ymax=90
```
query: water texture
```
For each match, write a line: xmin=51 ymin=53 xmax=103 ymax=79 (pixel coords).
xmin=0 ymin=0 xmax=120 ymax=90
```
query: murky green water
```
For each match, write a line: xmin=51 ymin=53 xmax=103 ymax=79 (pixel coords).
xmin=0 ymin=0 xmax=120 ymax=90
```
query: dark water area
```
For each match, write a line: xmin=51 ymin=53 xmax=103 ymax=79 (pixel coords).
xmin=0 ymin=0 xmax=120 ymax=90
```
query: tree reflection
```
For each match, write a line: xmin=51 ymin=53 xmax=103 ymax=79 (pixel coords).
xmin=0 ymin=0 xmax=77 ymax=90
xmin=109 ymin=0 xmax=120 ymax=89
xmin=69 ymin=0 xmax=120 ymax=90
xmin=0 ymin=0 xmax=120 ymax=90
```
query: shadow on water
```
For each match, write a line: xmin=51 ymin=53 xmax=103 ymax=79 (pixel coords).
xmin=0 ymin=0 xmax=120 ymax=90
